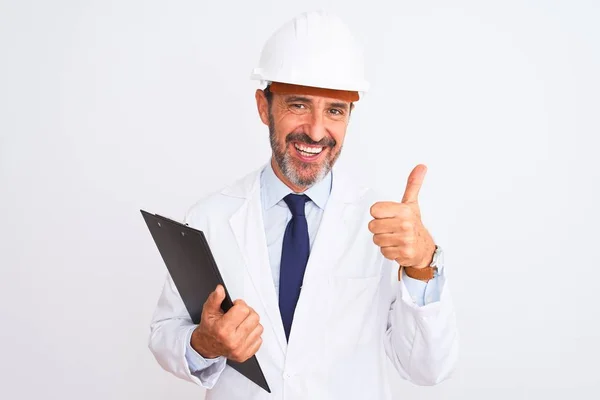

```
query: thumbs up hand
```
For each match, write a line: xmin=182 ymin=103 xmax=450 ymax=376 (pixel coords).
xmin=368 ymin=164 xmax=436 ymax=270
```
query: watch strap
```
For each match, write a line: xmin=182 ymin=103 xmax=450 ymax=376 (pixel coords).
xmin=403 ymin=266 xmax=437 ymax=281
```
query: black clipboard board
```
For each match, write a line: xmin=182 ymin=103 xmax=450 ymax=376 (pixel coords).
xmin=141 ymin=210 xmax=271 ymax=393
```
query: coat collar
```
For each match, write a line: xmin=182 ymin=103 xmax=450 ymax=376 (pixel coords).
xmin=221 ymin=162 xmax=367 ymax=205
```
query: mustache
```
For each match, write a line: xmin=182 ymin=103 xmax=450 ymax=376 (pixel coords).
xmin=285 ymin=132 xmax=336 ymax=148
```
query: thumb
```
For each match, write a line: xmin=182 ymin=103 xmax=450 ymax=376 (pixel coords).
xmin=204 ymin=284 xmax=226 ymax=315
xmin=401 ymin=164 xmax=427 ymax=204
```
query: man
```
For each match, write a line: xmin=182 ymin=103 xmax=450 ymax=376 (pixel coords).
xmin=148 ymin=11 xmax=458 ymax=400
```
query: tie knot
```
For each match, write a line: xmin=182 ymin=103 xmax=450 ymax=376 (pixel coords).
xmin=283 ymin=194 xmax=309 ymax=216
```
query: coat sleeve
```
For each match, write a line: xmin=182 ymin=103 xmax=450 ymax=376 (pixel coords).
xmin=148 ymin=275 xmax=227 ymax=388
xmin=383 ymin=249 xmax=459 ymax=386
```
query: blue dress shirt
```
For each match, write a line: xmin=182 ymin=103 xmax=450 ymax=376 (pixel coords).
xmin=185 ymin=162 xmax=444 ymax=375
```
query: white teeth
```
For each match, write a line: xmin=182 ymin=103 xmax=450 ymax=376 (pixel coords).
xmin=294 ymin=144 xmax=323 ymax=154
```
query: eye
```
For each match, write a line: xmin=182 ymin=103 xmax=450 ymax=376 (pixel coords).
xmin=329 ymin=108 xmax=344 ymax=116
xmin=291 ymin=103 xmax=306 ymax=109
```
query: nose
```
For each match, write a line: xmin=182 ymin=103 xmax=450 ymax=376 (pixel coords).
xmin=305 ymin=111 xmax=327 ymax=143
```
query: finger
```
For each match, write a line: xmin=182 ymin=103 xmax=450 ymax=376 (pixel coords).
xmin=395 ymin=246 xmax=418 ymax=264
xmin=243 ymin=337 xmax=264 ymax=360
xmin=242 ymin=323 xmax=264 ymax=347
xmin=229 ymin=335 xmax=263 ymax=363
xmin=204 ymin=284 xmax=226 ymax=315
xmin=235 ymin=310 xmax=261 ymax=337
xmin=232 ymin=299 xmax=247 ymax=308
xmin=370 ymin=202 xmax=400 ymax=219
xmin=220 ymin=302 xmax=251 ymax=328
xmin=373 ymin=233 xmax=401 ymax=248
xmin=381 ymin=246 xmax=400 ymax=261
xmin=370 ymin=202 xmax=412 ymax=220
xmin=368 ymin=218 xmax=402 ymax=234
xmin=401 ymin=164 xmax=427 ymax=204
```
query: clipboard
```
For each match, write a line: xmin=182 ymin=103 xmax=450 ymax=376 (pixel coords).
xmin=141 ymin=210 xmax=271 ymax=393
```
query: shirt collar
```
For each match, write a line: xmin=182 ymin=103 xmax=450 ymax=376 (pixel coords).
xmin=260 ymin=160 xmax=332 ymax=211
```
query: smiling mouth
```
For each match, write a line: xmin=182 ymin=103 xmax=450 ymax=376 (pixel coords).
xmin=293 ymin=143 xmax=324 ymax=158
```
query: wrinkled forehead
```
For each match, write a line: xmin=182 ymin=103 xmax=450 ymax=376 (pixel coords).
xmin=269 ymin=82 xmax=359 ymax=103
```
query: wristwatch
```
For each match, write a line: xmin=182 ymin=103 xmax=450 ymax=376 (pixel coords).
xmin=403 ymin=245 xmax=442 ymax=281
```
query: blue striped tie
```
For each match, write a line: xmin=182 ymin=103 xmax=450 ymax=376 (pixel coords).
xmin=279 ymin=194 xmax=310 ymax=341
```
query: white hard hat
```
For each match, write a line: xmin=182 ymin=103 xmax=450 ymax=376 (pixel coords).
xmin=250 ymin=11 xmax=369 ymax=95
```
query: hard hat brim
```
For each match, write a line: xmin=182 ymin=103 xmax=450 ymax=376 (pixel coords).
xmin=250 ymin=69 xmax=370 ymax=94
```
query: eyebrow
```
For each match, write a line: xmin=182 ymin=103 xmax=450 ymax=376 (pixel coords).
xmin=284 ymin=96 xmax=313 ymax=104
xmin=328 ymin=102 xmax=349 ymax=111
xmin=284 ymin=96 xmax=349 ymax=111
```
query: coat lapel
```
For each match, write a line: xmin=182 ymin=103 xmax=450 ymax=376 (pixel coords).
xmin=284 ymin=169 xmax=367 ymax=367
xmin=227 ymin=167 xmax=288 ymax=356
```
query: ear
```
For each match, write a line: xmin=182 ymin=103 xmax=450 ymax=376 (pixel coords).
xmin=255 ymin=89 xmax=270 ymax=126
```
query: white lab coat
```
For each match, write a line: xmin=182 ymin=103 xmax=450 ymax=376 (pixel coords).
xmin=148 ymin=165 xmax=458 ymax=399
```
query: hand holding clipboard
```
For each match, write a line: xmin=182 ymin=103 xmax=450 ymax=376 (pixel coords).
xmin=190 ymin=284 xmax=264 ymax=364
xmin=141 ymin=210 xmax=270 ymax=393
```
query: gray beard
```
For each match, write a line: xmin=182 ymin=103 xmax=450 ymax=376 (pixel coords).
xmin=268 ymin=115 xmax=340 ymax=189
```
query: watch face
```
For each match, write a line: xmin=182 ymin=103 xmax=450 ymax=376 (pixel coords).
xmin=431 ymin=245 xmax=441 ymax=267
xmin=431 ymin=246 xmax=443 ymax=274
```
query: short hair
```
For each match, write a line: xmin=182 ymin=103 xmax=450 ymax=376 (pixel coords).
xmin=264 ymin=84 xmax=273 ymax=105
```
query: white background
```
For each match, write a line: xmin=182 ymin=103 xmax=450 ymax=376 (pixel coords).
xmin=1 ymin=0 xmax=599 ymax=399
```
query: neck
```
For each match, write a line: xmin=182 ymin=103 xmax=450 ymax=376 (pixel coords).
xmin=270 ymin=157 xmax=309 ymax=193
